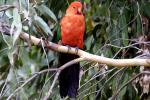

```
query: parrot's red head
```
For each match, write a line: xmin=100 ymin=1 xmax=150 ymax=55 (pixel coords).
xmin=66 ymin=1 xmax=83 ymax=15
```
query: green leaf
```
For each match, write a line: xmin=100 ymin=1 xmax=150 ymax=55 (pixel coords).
xmin=118 ymin=73 xmax=129 ymax=99
xmin=119 ymin=14 xmax=128 ymax=46
xmin=85 ymin=35 xmax=93 ymax=51
xmin=52 ymin=24 xmax=61 ymax=43
xmin=34 ymin=15 xmax=53 ymax=36
xmin=143 ymin=2 xmax=150 ymax=18
xmin=5 ymin=9 xmax=13 ymax=18
xmin=10 ymin=8 xmax=22 ymax=45
xmin=8 ymin=46 xmax=18 ymax=66
xmin=136 ymin=16 xmax=142 ymax=35
xmin=37 ymin=5 xmax=57 ymax=22
xmin=99 ymin=4 xmax=109 ymax=17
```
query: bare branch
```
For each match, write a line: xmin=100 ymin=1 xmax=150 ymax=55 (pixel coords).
xmin=43 ymin=57 xmax=84 ymax=100
xmin=6 ymin=74 xmax=38 ymax=100
xmin=0 ymin=5 xmax=15 ymax=12
xmin=111 ymin=71 xmax=150 ymax=100
xmin=0 ymin=22 xmax=150 ymax=67
xmin=6 ymin=68 xmax=58 ymax=100
xmin=4 ymin=55 xmax=84 ymax=100
xmin=20 ymin=32 xmax=150 ymax=67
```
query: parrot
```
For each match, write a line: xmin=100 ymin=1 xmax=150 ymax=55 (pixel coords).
xmin=58 ymin=1 xmax=85 ymax=98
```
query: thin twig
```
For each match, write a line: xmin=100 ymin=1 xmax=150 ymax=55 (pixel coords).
xmin=111 ymin=71 xmax=150 ymax=100
xmin=6 ymin=74 xmax=38 ymax=100
xmin=38 ymin=68 xmax=58 ymax=74
xmin=6 ymin=68 xmax=58 ymax=100
xmin=0 ymin=77 xmax=8 ymax=98
xmin=43 ymin=57 xmax=85 ymax=100
xmin=0 ymin=5 xmax=15 ymax=12
xmin=38 ymin=72 xmax=56 ymax=100
xmin=79 ymin=68 xmax=115 ymax=90
xmin=94 ymin=67 xmax=125 ymax=99
xmin=43 ymin=71 xmax=60 ymax=100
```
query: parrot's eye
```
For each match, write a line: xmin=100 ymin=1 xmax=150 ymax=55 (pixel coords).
xmin=73 ymin=6 xmax=76 ymax=9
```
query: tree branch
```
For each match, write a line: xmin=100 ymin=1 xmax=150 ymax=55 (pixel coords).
xmin=0 ymin=22 xmax=150 ymax=67
xmin=6 ymin=74 xmax=38 ymax=100
xmin=0 ymin=5 xmax=15 ymax=12
xmin=111 ymin=71 xmax=150 ymax=100
xmin=6 ymin=68 xmax=58 ymax=100
xmin=19 ymin=32 xmax=150 ymax=67
xmin=43 ymin=57 xmax=84 ymax=100
xmin=5 ymin=56 xmax=84 ymax=100
xmin=1 ymin=19 xmax=150 ymax=99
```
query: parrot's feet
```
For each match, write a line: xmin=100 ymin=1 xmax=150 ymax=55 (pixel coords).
xmin=66 ymin=45 xmax=71 ymax=53
xmin=66 ymin=45 xmax=79 ymax=55
xmin=75 ymin=47 xmax=79 ymax=55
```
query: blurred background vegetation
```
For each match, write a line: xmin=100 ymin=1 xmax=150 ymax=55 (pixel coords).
xmin=0 ymin=0 xmax=150 ymax=99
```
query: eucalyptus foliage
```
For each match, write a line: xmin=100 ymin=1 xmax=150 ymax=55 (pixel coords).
xmin=0 ymin=0 xmax=150 ymax=99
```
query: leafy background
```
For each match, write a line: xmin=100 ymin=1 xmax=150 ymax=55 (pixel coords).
xmin=0 ymin=0 xmax=150 ymax=99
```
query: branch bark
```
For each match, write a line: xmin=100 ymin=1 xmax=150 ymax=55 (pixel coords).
xmin=0 ymin=22 xmax=150 ymax=67
xmin=20 ymin=32 xmax=150 ymax=67
xmin=0 ymin=5 xmax=15 ymax=12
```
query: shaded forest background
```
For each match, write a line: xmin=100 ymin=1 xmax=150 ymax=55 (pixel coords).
xmin=0 ymin=0 xmax=150 ymax=99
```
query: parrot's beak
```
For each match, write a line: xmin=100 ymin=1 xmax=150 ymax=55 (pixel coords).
xmin=77 ymin=8 xmax=82 ymax=14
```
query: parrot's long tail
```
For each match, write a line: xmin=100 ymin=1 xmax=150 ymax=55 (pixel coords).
xmin=58 ymin=53 xmax=80 ymax=98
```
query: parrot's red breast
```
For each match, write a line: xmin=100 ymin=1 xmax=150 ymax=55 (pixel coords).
xmin=60 ymin=1 xmax=85 ymax=49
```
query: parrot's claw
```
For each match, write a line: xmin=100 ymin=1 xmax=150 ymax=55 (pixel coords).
xmin=66 ymin=46 xmax=79 ymax=55
xmin=75 ymin=47 xmax=79 ymax=55
xmin=66 ymin=45 xmax=71 ymax=53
